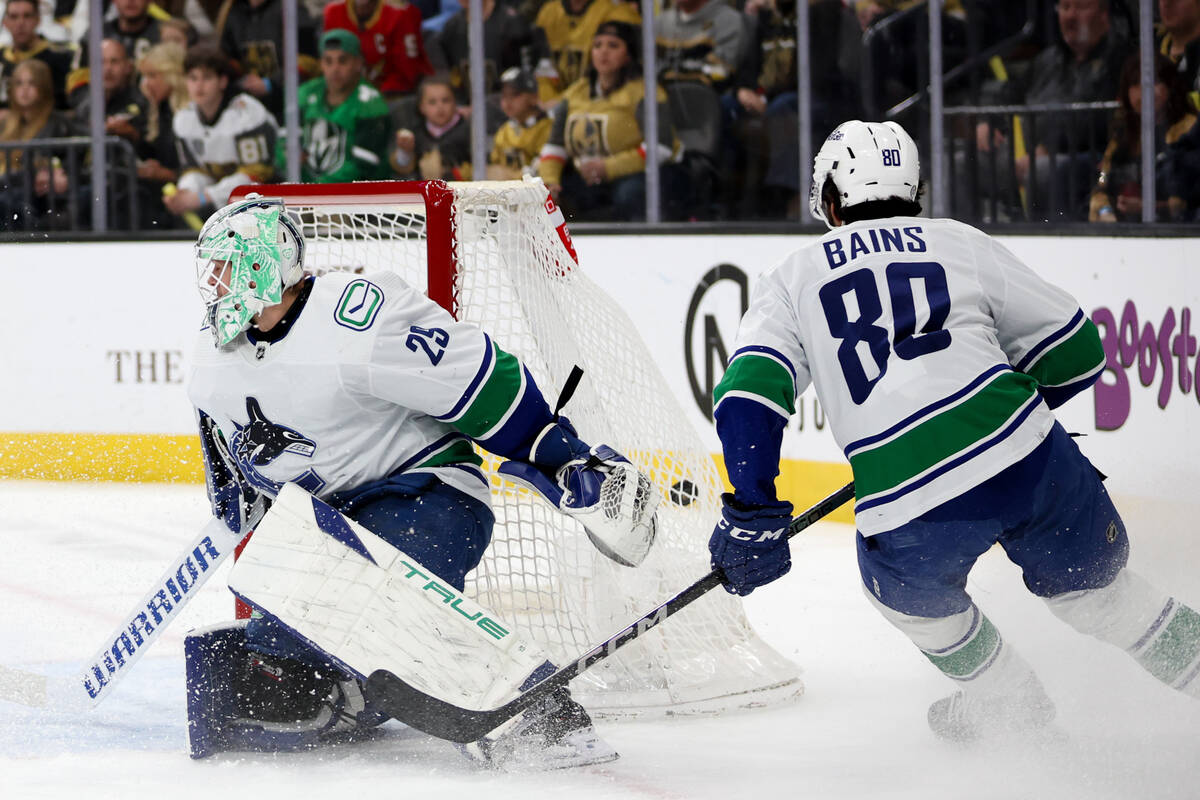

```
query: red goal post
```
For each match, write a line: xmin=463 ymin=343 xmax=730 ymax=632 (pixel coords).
xmin=225 ymin=179 xmax=803 ymax=718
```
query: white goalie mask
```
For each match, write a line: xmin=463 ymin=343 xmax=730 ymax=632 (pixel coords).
xmin=195 ymin=196 xmax=305 ymax=346
xmin=809 ymin=120 xmax=920 ymax=229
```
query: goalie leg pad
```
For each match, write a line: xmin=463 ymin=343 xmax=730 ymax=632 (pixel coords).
xmin=185 ymin=621 xmax=385 ymax=759
xmin=229 ymin=483 xmax=552 ymax=726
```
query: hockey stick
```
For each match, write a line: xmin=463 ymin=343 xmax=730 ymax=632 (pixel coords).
xmin=0 ymin=516 xmax=245 ymax=710
xmin=365 ymin=480 xmax=856 ymax=743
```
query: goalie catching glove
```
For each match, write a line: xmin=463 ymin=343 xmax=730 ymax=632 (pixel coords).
xmin=498 ymin=421 xmax=660 ymax=567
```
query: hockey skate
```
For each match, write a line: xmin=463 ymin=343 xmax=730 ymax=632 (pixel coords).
xmin=927 ymin=675 xmax=1057 ymax=744
xmin=459 ymin=685 xmax=619 ymax=771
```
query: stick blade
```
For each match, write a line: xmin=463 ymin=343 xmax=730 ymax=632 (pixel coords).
xmin=0 ymin=664 xmax=47 ymax=708
xmin=365 ymin=669 xmax=515 ymax=743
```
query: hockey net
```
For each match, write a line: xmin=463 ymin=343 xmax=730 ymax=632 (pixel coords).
xmin=230 ymin=179 xmax=802 ymax=717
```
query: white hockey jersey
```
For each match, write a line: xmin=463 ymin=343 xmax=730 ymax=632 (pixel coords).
xmin=715 ymin=217 xmax=1105 ymax=535
xmin=188 ymin=271 xmax=544 ymax=510
xmin=174 ymin=92 xmax=278 ymax=207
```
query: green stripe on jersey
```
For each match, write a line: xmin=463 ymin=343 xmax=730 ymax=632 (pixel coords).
xmin=713 ymin=354 xmax=795 ymax=415
xmin=922 ymin=615 xmax=1001 ymax=680
xmin=1026 ymin=318 xmax=1104 ymax=387
xmin=850 ymin=371 xmax=1039 ymax=499
xmin=415 ymin=437 xmax=483 ymax=470
xmin=453 ymin=343 xmax=524 ymax=439
xmin=1138 ymin=604 xmax=1200 ymax=685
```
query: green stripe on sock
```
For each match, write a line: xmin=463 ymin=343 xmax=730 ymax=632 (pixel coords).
xmin=454 ymin=344 xmax=524 ymax=438
xmin=713 ymin=353 xmax=795 ymax=415
xmin=850 ymin=371 xmax=1038 ymax=499
xmin=923 ymin=615 xmax=1001 ymax=680
xmin=1139 ymin=605 xmax=1200 ymax=685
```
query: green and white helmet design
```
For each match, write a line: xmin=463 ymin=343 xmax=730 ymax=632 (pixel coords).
xmin=195 ymin=196 xmax=305 ymax=346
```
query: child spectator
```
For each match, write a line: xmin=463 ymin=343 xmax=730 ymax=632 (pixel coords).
xmin=278 ymin=28 xmax=391 ymax=182
xmin=431 ymin=0 xmax=543 ymax=111
xmin=165 ymin=44 xmax=276 ymax=221
xmin=0 ymin=58 xmax=76 ymax=230
xmin=136 ymin=40 xmax=187 ymax=227
xmin=487 ymin=65 xmax=549 ymax=179
xmin=538 ymin=21 xmax=681 ymax=221
xmin=158 ymin=15 xmax=195 ymax=49
xmin=389 ymin=73 xmax=471 ymax=179
xmin=324 ymin=0 xmax=434 ymax=102
xmin=0 ymin=0 xmax=73 ymax=110
xmin=1090 ymin=53 xmax=1200 ymax=222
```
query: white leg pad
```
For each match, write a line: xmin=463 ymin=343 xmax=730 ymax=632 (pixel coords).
xmin=1045 ymin=568 xmax=1200 ymax=695
xmin=228 ymin=483 xmax=552 ymax=714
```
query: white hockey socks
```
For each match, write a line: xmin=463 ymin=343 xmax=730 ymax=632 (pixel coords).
xmin=866 ymin=592 xmax=1054 ymax=741
xmin=1045 ymin=568 xmax=1200 ymax=697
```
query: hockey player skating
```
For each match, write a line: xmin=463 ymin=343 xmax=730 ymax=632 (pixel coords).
xmin=708 ymin=119 xmax=1200 ymax=742
xmin=185 ymin=194 xmax=658 ymax=768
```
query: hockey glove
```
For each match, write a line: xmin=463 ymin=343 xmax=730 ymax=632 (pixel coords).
xmin=709 ymin=496 xmax=794 ymax=596
xmin=198 ymin=411 xmax=270 ymax=534
xmin=499 ymin=424 xmax=660 ymax=566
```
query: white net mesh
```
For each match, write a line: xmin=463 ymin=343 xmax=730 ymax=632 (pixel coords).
xmin=279 ymin=179 xmax=801 ymax=717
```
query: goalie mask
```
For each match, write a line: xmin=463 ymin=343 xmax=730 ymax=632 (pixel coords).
xmin=809 ymin=120 xmax=920 ymax=229
xmin=196 ymin=197 xmax=305 ymax=346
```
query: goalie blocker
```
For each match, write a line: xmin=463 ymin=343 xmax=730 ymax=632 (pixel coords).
xmin=194 ymin=483 xmax=619 ymax=769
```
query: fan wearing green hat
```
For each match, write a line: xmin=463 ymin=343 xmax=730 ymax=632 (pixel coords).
xmin=274 ymin=28 xmax=392 ymax=183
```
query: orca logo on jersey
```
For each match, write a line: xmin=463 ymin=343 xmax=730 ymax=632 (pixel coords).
xmin=228 ymin=396 xmax=322 ymax=495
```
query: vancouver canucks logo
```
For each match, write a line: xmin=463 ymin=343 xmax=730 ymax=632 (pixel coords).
xmin=228 ymin=396 xmax=324 ymax=495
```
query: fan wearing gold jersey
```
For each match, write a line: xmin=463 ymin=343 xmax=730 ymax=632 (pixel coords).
xmin=538 ymin=21 xmax=682 ymax=221
xmin=533 ymin=0 xmax=640 ymax=103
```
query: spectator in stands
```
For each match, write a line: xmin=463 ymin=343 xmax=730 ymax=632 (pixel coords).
xmin=430 ymin=0 xmax=543 ymax=118
xmin=487 ymin=65 xmax=549 ymax=179
xmin=324 ymin=0 xmax=434 ymax=103
xmin=534 ymin=0 xmax=639 ymax=103
xmin=0 ymin=0 xmax=73 ymax=110
xmin=0 ymin=58 xmax=77 ymax=230
xmin=389 ymin=72 xmax=472 ymax=179
xmin=416 ymin=0 xmax=460 ymax=36
xmin=1158 ymin=0 xmax=1200 ymax=109
xmin=158 ymin=15 xmax=195 ymax=49
xmin=1090 ymin=53 xmax=1200 ymax=223
xmin=164 ymin=44 xmax=276 ymax=222
xmin=277 ymin=28 xmax=391 ymax=183
xmin=965 ymin=0 xmax=1129 ymax=219
xmin=220 ymin=0 xmax=320 ymax=122
xmin=73 ymin=38 xmax=149 ymax=148
xmin=135 ymin=40 xmax=186 ymax=228
xmin=655 ymin=0 xmax=746 ymax=93
xmin=68 ymin=0 xmax=165 ymax=105
xmin=726 ymin=0 xmax=860 ymax=219
xmin=538 ymin=20 xmax=681 ymax=221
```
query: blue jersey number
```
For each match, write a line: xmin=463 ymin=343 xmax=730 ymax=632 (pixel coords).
xmin=406 ymin=325 xmax=450 ymax=365
xmin=818 ymin=261 xmax=952 ymax=404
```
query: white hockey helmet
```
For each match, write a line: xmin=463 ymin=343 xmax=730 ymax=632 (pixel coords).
xmin=195 ymin=196 xmax=305 ymax=346
xmin=809 ymin=120 xmax=920 ymax=229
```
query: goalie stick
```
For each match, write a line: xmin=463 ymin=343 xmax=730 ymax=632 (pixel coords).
xmin=0 ymin=516 xmax=247 ymax=710
xmin=365 ymin=481 xmax=856 ymax=743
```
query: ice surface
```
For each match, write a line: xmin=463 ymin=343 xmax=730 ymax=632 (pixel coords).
xmin=1 ymin=481 xmax=1198 ymax=800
